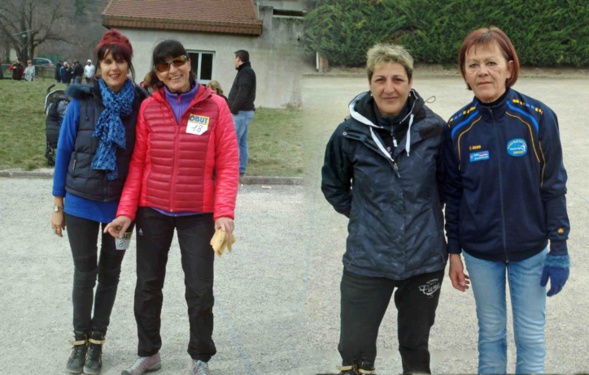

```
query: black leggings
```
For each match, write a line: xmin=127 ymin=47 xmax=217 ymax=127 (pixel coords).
xmin=65 ymin=213 xmax=126 ymax=336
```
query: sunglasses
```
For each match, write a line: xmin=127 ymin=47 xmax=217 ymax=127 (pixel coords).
xmin=155 ymin=55 xmax=188 ymax=72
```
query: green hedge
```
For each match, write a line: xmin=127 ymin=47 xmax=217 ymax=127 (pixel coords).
xmin=303 ymin=0 xmax=589 ymax=67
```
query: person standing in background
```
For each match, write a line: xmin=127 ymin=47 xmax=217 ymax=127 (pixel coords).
xmin=61 ymin=61 xmax=73 ymax=85
xmin=55 ymin=61 xmax=63 ymax=83
xmin=10 ymin=59 xmax=24 ymax=80
xmin=73 ymin=61 xmax=84 ymax=84
xmin=206 ymin=80 xmax=228 ymax=102
xmin=84 ymin=59 xmax=96 ymax=84
xmin=24 ymin=60 xmax=35 ymax=81
xmin=227 ymin=49 xmax=256 ymax=177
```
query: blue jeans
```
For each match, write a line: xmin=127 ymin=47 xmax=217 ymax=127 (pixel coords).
xmin=232 ymin=110 xmax=254 ymax=174
xmin=463 ymin=249 xmax=547 ymax=374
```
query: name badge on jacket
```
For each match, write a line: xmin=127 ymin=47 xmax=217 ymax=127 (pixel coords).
xmin=186 ymin=114 xmax=209 ymax=135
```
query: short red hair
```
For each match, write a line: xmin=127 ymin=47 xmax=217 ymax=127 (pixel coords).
xmin=458 ymin=27 xmax=520 ymax=90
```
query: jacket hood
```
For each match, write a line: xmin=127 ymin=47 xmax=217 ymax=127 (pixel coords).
xmin=348 ymin=90 xmax=429 ymax=157
xmin=66 ymin=83 xmax=93 ymax=100
xmin=66 ymin=80 xmax=148 ymax=102
xmin=349 ymin=89 xmax=424 ymax=128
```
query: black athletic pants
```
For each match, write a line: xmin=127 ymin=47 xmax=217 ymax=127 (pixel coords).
xmin=134 ymin=208 xmax=216 ymax=361
xmin=66 ymin=213 xmax=126 ymax=336
xmin=339 ymin=269 xmax=444 ymax=374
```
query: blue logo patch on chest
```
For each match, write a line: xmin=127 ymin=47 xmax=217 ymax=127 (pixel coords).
xmin=470 ymin=150 xmax=489 ymax=162
xmin=506 ymin=138 xmax=527 ymax=157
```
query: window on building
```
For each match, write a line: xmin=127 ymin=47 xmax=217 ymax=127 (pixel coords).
xmin=187 ymin=51 xmax=214 ymax=83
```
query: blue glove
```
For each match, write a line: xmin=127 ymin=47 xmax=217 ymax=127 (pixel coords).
xmin=540 ymin=254 xmax=570 ymax=297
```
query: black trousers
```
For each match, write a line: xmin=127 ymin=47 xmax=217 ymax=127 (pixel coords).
xmin=339 ymin=269 xmax=444 ymax=374
xmin=66 ymin=213 xmax=126 ymax=336
xmin=134 ymin=208 xmax=216 ymax=361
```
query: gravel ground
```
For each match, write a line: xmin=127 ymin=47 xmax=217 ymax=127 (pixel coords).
xmin=1 ymin=74 xmax=588 ymax=374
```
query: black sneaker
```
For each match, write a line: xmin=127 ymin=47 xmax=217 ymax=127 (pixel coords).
xmin=66 ymin=333 xmax=88 ymax=374
xmin=83 ymin=332 xmax=105 ymax=375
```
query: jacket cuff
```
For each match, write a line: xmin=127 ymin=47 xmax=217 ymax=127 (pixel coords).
xmin=447 ymin=241 xmax=461 ymax=254
xmin=545 ymin=254 xmax=570 ymax=268
xmin=549 ymin=240 xmax=568 ymax=256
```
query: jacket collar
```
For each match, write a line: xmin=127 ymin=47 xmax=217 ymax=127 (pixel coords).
xmin=152 ymin=82 xmax=211 ymax=106
xmin=237 ymin=61 xmax=251 ymax=72
xmin=348 ymin=89 xmax=423 ymax=129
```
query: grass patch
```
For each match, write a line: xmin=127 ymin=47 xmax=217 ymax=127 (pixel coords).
xmin=0 ymin=78 xmax=303 ymax=176
xmin=247 ymin=107 xmax=303 ymax=177
xmin=0 ymin=78 xmax=62 ymax=170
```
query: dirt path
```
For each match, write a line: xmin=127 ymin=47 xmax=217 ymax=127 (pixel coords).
xmin=0 ymin=74 xmax=587 ymax=374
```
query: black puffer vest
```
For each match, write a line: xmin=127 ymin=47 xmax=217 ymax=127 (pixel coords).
xmin=65 ymin=82 xmax=147 ymax=202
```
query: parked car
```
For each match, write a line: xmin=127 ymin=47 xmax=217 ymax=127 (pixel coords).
xmin=33 ymin=58 xmax=54 ymax=67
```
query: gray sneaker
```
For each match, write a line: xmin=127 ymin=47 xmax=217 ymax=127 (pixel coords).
xmin=190 ymin=360 xmax=211 ymax=375
xmin=121 ymin=353 xmax=162 ymax=375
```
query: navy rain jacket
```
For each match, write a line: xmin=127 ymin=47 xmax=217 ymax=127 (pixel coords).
xmin=322 ymin=90 xmax=447 ymax=280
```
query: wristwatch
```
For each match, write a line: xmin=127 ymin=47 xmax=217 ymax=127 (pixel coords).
xmin=53 ymin=205 xmax=63 ymax=212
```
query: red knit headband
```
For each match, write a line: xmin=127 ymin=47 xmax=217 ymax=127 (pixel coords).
xmin=95 ymin=29 xmax=133 ymax=58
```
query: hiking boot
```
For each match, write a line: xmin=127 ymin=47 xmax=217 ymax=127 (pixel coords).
xmin=357 ymin=361 xmax=376 ymax=375
xmin=337 ymin=365 xmax=358 ymax=375
xmin=121 ymin=352 xmax=162 ymax=375
xmin=83 ymin=332 xmax=105 ymax=375
xmin=190 ymin=360 xmax=211 ymax=375
xmin=66 ymin=333 xmax=88 ymax=374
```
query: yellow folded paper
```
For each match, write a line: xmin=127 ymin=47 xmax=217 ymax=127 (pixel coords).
xmin=210 ymin=229 xmax=236 ymax=257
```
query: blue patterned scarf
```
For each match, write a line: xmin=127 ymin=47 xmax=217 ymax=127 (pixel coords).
xmin=92 ymin=78 xmax=135 ymax=180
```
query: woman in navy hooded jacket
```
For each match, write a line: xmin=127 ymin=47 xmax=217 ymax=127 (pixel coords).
xmin=322 ymin=44 xmax=446 ymax=375
xmin=444 ymin=27 xmax=570 ymax=374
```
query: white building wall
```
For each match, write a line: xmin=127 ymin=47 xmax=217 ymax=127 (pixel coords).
xmin=118 ymin=12 xmax=305 ymax=109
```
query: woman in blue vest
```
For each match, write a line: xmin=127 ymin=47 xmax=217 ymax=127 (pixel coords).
xmin=50 ymin=29 xmax=146 ymax=375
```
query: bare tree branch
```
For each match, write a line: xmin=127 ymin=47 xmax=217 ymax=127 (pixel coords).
xmin=0 ymin=0 xmax=74 ymax=60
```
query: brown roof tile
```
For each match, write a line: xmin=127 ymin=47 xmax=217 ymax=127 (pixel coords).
xmin=102 ymin=0 xmax=263 ymax=36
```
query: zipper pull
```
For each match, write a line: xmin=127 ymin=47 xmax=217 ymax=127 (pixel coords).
xmin=393 ymin=161 xmax=401 ymax=178
xmin=393 ymin=137 xmax=398 ymax=148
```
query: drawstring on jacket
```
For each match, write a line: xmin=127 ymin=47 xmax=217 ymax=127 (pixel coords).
xmin=405 ymin=114 xmax=414 ymax=157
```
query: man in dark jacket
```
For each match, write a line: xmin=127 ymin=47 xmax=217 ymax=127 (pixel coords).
xmin=227 ymin=49 xmax=256 ymax=176
xmin=55 ymin=61 xmax=62 ymax=83
xmin=10 ymin=59 xmax=24 ymax=80
xmin=72 ymin=61 xmax=84 ymax=84
xmin=321 ymin=44 xmax=447 ymax=375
